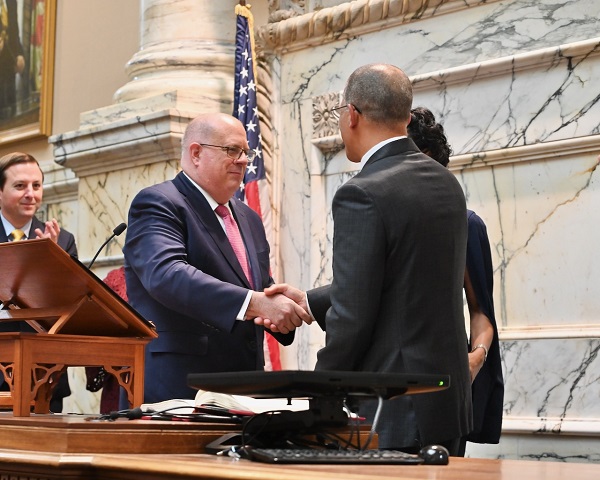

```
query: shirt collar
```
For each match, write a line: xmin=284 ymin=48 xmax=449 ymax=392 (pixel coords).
xmin=1 ymin=212 xmax=32 ymax=238
xmin=182 ymin=171 xmax=230 ymax=212
xmin=360 ymin=136 xmax=407 ymax=166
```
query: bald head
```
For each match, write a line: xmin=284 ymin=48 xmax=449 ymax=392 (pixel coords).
xmin=343 ymin=63 xmax=413 ymax=126
xmin=182 ymin=113 xmax=244 ymax=156
xmin=338 ymin=64 xmax=413 ymax=163
xmin=181 ymin=113 xmax=250 ymax=204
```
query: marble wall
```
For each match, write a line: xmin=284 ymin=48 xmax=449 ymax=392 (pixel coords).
xmin=259 ymin=0 xmax=600 ymax=463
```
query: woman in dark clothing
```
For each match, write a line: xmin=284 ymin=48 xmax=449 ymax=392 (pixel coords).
xmin=408 ymin=107 xmax=504 ymax=454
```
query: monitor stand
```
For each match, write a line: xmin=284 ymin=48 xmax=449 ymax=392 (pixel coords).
xmin=205 ymin=395 xmax=352 ymax=454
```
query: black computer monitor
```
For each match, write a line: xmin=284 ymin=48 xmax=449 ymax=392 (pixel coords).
xmin=187 ymin=370 xmax=449 ymax=400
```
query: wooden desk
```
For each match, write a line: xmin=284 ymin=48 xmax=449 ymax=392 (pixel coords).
xmin=0 ymin=412 xmax=240 ymax=454
xmin=0 ymin=412 xmax=374 ymax=454
xmin=1 ymin=414 xmax=599 ymax=480
xmin=1 ymin=449 xmax=599 ymax=480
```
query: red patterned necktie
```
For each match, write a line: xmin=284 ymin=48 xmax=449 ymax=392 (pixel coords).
xmin=215 ymin=205 xmax=254 ymax=288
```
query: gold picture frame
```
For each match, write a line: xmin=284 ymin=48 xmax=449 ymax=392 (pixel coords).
xmin=0 ymin=0 xmax=56 ymax=145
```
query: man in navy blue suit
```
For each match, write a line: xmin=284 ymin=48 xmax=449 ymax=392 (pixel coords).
xmin=124 ymin=113 xmax=310 ymax=404
xmin=0 ymin=152 xmax=78 ymax=412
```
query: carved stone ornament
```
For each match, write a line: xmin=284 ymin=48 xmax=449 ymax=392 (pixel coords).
xmin=311 ymin=91 xmax=344 ymax=153
xmin=268 ymin=0 xmax=306 ymax=22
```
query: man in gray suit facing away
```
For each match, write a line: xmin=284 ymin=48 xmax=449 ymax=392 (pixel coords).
xmin=263 ymin=64 xmax=472 ymax=454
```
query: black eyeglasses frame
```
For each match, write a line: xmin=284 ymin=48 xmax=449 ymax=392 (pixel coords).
xmin=198 ymin=143 xmax=256 ymax=162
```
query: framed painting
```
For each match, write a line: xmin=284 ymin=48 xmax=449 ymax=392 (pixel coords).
xmin=0 ymin=0 xmax=56 ymax=145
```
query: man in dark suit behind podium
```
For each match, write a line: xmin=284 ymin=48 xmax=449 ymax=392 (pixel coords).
xmin=123 ymin=113 xmax=309 ymax=404
xmin=0 ymin=152 xmax=78 ymax=412
xmin=261 ymin=64 xmax=472 ymax=454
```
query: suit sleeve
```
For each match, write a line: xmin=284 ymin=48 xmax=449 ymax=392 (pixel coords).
xmin=315 ymin=182 xmax=386 ymax=370
xmin=124 ymin=186 xmax=248 ymax=333
xmin=59 ymin=231 xmax=78 ymax=259
xmin=307 ymin=284 xmax=331 ymax=331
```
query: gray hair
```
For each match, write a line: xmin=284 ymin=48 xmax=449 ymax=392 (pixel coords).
xmin=343 ymin=63 xmax=413 ymax=125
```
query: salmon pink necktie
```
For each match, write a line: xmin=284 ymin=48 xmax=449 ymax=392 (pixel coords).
xmin=215 ymin=205 xmax=254 ymax=288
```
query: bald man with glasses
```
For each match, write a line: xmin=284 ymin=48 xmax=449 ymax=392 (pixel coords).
xmin=123 ymin=113 xmax=310 ymax=404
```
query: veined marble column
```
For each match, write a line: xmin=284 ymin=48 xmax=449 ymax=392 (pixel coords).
xmin=50 ymin=0 xmax=240 ymax=271
xmin=114 ymin=0 xmax=237 ymax=107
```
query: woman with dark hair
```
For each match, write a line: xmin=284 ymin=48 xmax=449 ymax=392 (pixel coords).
xmin=408 ymin=107 xmax=504 ymax=455
xmin=407 ymin=107 xmax=452 ymax=167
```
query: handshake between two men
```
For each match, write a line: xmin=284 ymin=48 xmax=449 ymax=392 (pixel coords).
xmin=247 ymin=284 xmax=311 ymax=334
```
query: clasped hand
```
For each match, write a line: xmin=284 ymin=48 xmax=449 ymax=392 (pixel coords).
xmin=249 ymin=284 xmax=312 ymax=334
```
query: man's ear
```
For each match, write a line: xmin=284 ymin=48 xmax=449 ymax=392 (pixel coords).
xmin=189 ymin=143 xmax=201 ymax=163
xmin=347 ymin=104 xmax=360 ymax=128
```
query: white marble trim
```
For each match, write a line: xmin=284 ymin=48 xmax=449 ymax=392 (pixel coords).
xmin=310 ymin=129 xmax=600 ymax=173
xmin=500 ymin=325 xmax=600 ymax=340
xmin=81 ymin=254 xmax=125 ymax=270
xmin=311 ymin=135 xmax=345 ymax=153
xmin=413 ymin=37 xmax=600 ymax=91
xmin=502 ymin=417 xmax=600 ymax=436
xmin=41 ymin=178 xmax=79 ymax=204
xmin=449 ymin=135 xmax=600 ymax=171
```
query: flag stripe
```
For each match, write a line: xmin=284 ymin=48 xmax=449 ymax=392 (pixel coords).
xmin=233 ymin=4 xmax=281 ymax=371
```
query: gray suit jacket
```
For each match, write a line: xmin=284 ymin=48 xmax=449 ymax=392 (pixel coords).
xmin=310 ymin=138 xmax=472 ymax=448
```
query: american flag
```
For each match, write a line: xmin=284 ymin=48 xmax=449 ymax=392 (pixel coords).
xmin=233 ymin=4 xmax=281 ymax=371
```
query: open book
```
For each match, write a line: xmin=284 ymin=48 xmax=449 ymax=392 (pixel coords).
xmin=140 ymin=389 xmax=310 ymax=416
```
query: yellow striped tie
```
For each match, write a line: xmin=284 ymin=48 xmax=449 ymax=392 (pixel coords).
xmin=10 ymin=229 xmax=26 ymax=241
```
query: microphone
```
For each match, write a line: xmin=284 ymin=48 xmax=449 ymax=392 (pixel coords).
xmin=88 ymin=222 xmax=127 ymax=269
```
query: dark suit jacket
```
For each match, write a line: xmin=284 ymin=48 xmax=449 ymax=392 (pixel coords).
xmin=0 ymin=216 xmax=77 ymax=407
xmin=124 ymin=172 xmax=293 ymax=403
xmin=309 ymin=138 xmax=472 ymax=448
xmin=465 ymin=210 xmax=504 ymax=443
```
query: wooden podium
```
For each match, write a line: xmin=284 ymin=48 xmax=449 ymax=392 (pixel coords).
xmin=0 ymin=239 xmax=157 ymax=416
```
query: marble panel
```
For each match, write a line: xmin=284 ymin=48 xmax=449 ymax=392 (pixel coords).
xmin=411 ymin=39 xmax=600 ymax=154
xmin=501 ymin=338 xmax=600 ymax=420
xmin=272 ymin=0 xmax=600 ymax=105
xmin=457 ymin=151 xmax=600 ymax=329
xmin=77 ymin=161 xmax=179 ymax=262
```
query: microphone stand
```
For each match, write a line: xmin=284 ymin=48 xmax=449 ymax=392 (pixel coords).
xmin=88 ymin=223 xmax=127 ymax=269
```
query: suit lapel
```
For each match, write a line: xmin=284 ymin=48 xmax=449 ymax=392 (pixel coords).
xmin=362 ymin=137 xmax=420 ymax=170
xmin=173 ymin=173 xmax=252 ymax=289
xmin=28 ymin=217 xmax=45 ymax=239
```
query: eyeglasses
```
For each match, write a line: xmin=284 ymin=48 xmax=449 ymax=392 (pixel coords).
xmin=330 ymin=103 xmax=362 ymax=114
xmin=199 ymin=144 xmax=257 ymax=162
